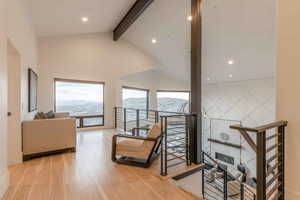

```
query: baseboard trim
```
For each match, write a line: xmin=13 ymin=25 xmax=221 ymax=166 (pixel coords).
xmin=287 ymin=188 xmax=300 ymax=200
xmin=0 ymin=170 xmax=9 ymax=199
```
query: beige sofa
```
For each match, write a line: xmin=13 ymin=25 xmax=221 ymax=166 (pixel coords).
xmin=22 ymin=113 xmax=77 ymax=160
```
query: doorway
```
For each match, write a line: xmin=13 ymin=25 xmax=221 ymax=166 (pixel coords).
xmin=7 ymin=39 xmax=22 ymax=165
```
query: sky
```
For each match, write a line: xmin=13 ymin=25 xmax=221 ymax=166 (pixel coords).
xmin=56 ymin=81 xmax=104 ymax=103
xmin=56 ymin=81 xmax=190 ymax=104
xmin=122 ymin=88 xmax=147 ymax=100
xmin=122 ymin=88 xmax=190 ymax=100
xmin=157 ymin=91 xmax=190 ymax=100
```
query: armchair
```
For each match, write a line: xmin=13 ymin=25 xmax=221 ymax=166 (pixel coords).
xmin=112 ymin=123 xmax=162 ymax=168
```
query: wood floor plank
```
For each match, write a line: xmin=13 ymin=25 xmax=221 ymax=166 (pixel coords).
xmin=3 ymin=129 xmax=199 ymax=200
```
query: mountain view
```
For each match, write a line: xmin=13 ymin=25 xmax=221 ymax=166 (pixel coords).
xmin=56 ymin=100 xmax=103 ymax=116
xmin=157 ymin=97 xmax=189 ymax=113
xmin=123 ymin=97 xmax=189 ymax=113
xmin=56 ymin=100 xmax=104 ymax=127
xmin=56 ymin=97 xmax=189 ymax=127
xmin=57 ymin=97 xmax=189 ymax=116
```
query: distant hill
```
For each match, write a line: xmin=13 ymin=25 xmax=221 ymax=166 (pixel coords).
xmin=158 ymin=97 xmax=189 ymax=112
xmin=124 ymin=97 xmax=189 ymax=113
xmin=55 ymin=97 xmax=189 ymax=117
xmin=56 ymin=100 xmax=103 ymax=116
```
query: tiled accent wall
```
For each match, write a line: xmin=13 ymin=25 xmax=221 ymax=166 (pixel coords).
xmin=202 ymin=77 xmax=275 ymax=177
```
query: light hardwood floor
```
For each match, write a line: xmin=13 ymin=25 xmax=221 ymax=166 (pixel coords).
xmin=3 ymin=129 xmax=199 ymax=200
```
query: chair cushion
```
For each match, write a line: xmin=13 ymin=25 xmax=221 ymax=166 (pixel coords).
xmin=116 ymin=139 xmax=154 ymax=160
xmin=147 ymin=123 xmax=161 ymax=139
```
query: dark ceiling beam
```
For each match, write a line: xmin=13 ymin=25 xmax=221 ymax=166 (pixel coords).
xmin=113 ymin=0 xmax=154 ymax=41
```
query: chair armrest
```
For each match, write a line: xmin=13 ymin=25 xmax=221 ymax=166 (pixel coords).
xmin=132 ymin=127 xmax=150 ymax=136
xmin=132 ymin=127 xmax=150 ymax=131
xmin=113 ymin=134 xmax=157 ymax=142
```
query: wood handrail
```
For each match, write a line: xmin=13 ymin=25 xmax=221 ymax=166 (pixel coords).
xmin=230 ymin=121 xmax=288 ymax=133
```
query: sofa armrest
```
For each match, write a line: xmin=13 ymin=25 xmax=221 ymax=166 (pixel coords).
xmin=55 ymin=112 xmax=70 ymax=118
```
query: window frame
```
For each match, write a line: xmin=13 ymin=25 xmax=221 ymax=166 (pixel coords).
xmin=156 ymin=90 xmax=191 ymax=113
xmin=54 ymin=78 xmax=105 ymax=128
xmin=122 ymin=86 xmax=150 ymax=111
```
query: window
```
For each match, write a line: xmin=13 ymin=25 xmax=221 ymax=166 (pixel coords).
xmin=122 ymin=86 xmax=149 ymax=110
xmin=55 ymin=78 xmax=104 ymax=128
xmin=157 ymin=91 xmax=190 ymax=113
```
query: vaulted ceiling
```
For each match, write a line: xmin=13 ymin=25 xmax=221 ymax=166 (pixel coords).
xmin=24 ymin=0 xmax=136 ymax=36
xmin=123 ymin=0 xmax=276 ymax=83
xmin=24 ymin=0 xmax=276 ymax=84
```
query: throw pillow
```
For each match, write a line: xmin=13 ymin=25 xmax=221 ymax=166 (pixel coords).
xmin=34 ymin=112 xmax=45 ymax=119
xmin=45 ymin=110 xmax=55 ymax=119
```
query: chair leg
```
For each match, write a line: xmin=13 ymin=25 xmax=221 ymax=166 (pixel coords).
xmin=155 ymin=139 xmax=162 ymax=154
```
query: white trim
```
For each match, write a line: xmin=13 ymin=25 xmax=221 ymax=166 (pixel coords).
xmin=287 ymin=188 xmax=300 ymax=200
xmin=0 ymin=170 xmax=9 ymax=199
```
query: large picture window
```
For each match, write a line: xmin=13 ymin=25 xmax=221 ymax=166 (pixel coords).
xmin=157 ymin=90 xmax=190 ymax=113
xmin=55 ymin=78 xmax=105 ymax=128
xmin=122 ymin=86 xmax=149 ymax=110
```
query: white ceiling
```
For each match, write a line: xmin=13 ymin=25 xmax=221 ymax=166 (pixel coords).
xmin=24 ymin=0 xmax=276 ymax=84
xmin=24 ymin=0 xmax=136 ymax=36
xmin=123 ymin=0 xmax=191 ymax=82
xmin=123 ymin=0 xmax=276 ymax=83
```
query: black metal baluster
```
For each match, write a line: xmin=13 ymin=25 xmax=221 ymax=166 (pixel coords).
xmin=278 ymin=125 xmax=285 ymax=200
xmin=136 ymin=109 xmax=140 ymax=136
xmin=114 ymin=107 xmax=117 ymax=129
xmin=201 ymin=153 xmax=205 ymax=198
xmin=185 ymin=115 xmax=190 ymax=165
xmin=257 ymin=131 xmax=266 ymax=200
xmin=241 ymin=183 xmax=244 ymax=200
xmin=224 ymin=169 xmax=228 ymax=200
xmin=160 ymin=117 xmax=165 ymax=176
xmin=164 ymin=117 xmax=168 ymax=176
xmin=123 ymin=108 xmax=127 ymax=133
xmin=155 ymin=111 xmax=159 ymax=123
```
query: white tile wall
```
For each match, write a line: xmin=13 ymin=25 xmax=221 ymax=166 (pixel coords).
xmin=202 ymin=77 xmax=276 ymax=177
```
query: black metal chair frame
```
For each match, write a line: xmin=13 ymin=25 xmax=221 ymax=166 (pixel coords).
xmin=111 ymin=127 xmax=162 ymax=168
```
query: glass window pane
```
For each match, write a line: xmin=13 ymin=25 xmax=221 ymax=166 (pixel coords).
xmin=55 ymin=81 xmax=104 ymax=117
xmin=122 ymin=88 xmax=148 ymax=110
xmin=83 ymin=117 xmax=103 ymax=127
xmin=157 ymin=91 xmax=190 ymax=113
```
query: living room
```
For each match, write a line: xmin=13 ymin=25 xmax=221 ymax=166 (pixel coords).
xmin=1 ymin=0 xmax=300 ymax=199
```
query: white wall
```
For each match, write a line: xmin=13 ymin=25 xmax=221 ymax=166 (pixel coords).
xmin=0 ymin=0 xmax=38 ymax=197
xmin=277 ymin=1 xmax=300 ymax=199
xmin=38 ymin=33 xmax=159 ymax=128
xmin=6 ymin=0 xmax=38 ymax=121
xmin=0 ymin=0 xmax=8 ymax=197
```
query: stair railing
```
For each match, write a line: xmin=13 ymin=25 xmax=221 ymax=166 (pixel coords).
xmin=230 ymin=121 xmax=288 ymax=200
xmin=160 ymin=113 xmax=196 ymax=176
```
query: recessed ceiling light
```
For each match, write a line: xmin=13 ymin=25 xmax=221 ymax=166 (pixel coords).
xmin=81 ymin=17 xmax=89 ymax=23
xmin=187 ymin=15 xmax=193 ymax=21
xmin=207 ymin=77 xmax=211 ymax=81
xmin=151 ymin=38 xmax=157 ymax=44
xmin=228 ymin=59 xmax=235 ymax=65
xmin=228 ymin=74 xmax=233 ymax=78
